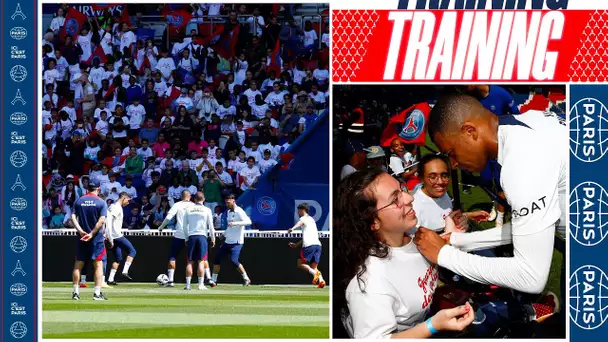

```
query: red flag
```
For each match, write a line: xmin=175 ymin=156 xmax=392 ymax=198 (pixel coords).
xmin=380 ymin=103 xmax=431 ymax=147
xmin=214 ymin=25 xmax=241 ymax=60
xmin=120 ymin=6 xmax=132 ymax=27
xmin=86 ymin=45 xmax=108 ymax=65
xmin=268 ymin=39 xmax=282 ymax=76
xmin=167 ymin=86 xmax=181 ymax=103
xmin=60 ymin=8 xmax=88 ymax=40
xmin=194 ymin=24 xmax=240 ymax=60
xmin=164 ymin=9 xmax=192 ymax=36
xmin=138 ymin=55 xmax=151 ymax=75
xmin=102 ymin=84 xmax=116 ymax=101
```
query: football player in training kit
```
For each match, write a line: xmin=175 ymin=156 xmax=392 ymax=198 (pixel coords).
xmin=212 ymin=194 xmax=253 ymax=286
xmin=183 ymin=191 xmax=216 ymax=290
xmin=105 ymin=192 xmax=137 ymax=285
xmin=70 ymin=181 xmax=109 ymax=300
xmin=288 ymin=203 xmax=326 ymax=288
xmin=415 ymin=94 xmax=565 ymax=306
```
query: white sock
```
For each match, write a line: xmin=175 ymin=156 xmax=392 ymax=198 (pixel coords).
xmin=205 ymin=268 xmax=211 ymax=280
xmin=308 ymin=268 xmax=317 ymax=276
xmin=168 ymin=269 xmax=175 ymax=282
xmin=199 ymin=276 xmax=204 ymax=286
xmin=94 ymin=286 xmax=101 ymax=296
xmin=186 ymin=277 xmax=192 ymax=287
xmin=496 ymin=211 xmax=505 ymax=226
xmin=212 ymin=273 xmax=218 ymax=282
xmin=73 ymin=284 xmax=79 ymax=294
xmin=123 ymin=261 xmax=132 ymax=274
xmin=242 ymin=271 xmax=249 ymax=280
xmin=80 ymin=275 xmax=86 ymax=284
xmin=318 ymin=272 xmax=324 ymax=282
xmin=108 ymin=269 xmax=117 ymax=282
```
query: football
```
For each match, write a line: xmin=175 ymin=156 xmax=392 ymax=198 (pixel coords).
xmin=156 ymin=274 xmax=169 ymax=286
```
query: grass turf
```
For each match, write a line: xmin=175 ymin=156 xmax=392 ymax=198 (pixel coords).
xmin=42 ymin=283 xmax=329 ymax=338
xmin=420 ymin=142 xmax=563 ymax=297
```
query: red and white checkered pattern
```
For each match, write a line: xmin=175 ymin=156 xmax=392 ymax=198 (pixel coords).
xmin=568 ymin=10 xmax=608 ymax=82
xmin=332 ymin=10 xmax=380 ymax=82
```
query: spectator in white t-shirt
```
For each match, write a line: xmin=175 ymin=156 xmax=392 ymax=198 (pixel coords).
xmin=303 ymin=20 xmax=318 ymax=49
xmin=238 ymin=157 xmax=261 ymax=191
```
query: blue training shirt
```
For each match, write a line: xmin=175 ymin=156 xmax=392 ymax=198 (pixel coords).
xmin=73 ymin=193 xmax=108 ymax=243
xmin=479 ymin=85 xmax=520 ymax=116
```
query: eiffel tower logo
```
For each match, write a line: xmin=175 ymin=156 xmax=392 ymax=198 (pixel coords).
xmin=11 ymin=260 xmax=26 ymax=276
xmin=12 ymin=89 xmax=26 ymax=105
xmin=11 ymin=174 xmax=26 ymax=191
xmin=11 ymin=3 xmax=26 ymax=20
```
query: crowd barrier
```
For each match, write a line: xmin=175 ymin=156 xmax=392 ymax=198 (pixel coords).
xmin=42 ymin=230 xmax=330 ymax=285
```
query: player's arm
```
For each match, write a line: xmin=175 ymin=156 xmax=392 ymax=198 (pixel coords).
xmin=230 ymin=208 xmax=252 ymax=227
xmin=207 ymin=210 xmax=215 ymax=247
xmin=71 ymin=214 xmax=86 ymax=236
xmin=288 ymin=239 xmax=303 ymax=248
xmin=90 ymin=202 xmax=108 ymax=237
xmin=287 ymin=220 xmax=304 ymax=233
xmin=432 ymin=154 xmax=561 ymax=294
xmin=183 ymin=211 xmax=190 ymax=240
xmin=158 ymin=204 xmax=178 ymax=231
xmin=447 ymin=223 xmax=513 ymax=252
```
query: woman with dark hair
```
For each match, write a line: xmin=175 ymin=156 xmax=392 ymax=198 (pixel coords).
xmin=335 ymin=168 xmax=474 ymax=339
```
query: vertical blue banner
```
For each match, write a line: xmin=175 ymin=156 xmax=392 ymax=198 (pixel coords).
xmin=2 ymin=0 xmax=36 ymax=340
xmin=569 ymin=85 xmax=608 ymax=339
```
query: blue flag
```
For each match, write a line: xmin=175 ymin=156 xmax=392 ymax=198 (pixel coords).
xmin=136 ymin=28 xmax=156 ymax=42
xmin=251 ymin=193 xmax=279 ymax=228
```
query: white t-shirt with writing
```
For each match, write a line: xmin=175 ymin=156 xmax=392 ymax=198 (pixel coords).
xmin=238 ymin=165 xmax=261 ymax=191
xmin=344 ymin=241 xmax=438 ymax=339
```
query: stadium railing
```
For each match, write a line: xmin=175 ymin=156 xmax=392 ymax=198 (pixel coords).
xmin=42 ymin=228 xmax=330 ymax=238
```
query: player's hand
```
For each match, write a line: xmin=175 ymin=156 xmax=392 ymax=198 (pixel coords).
xmin=228 ymin=222 xmax=233 ymax=227
xmin=80 ymin=233 xmax=93 ymax=242
xmin=287 ymin=229 xmax=293 ymax=234
xmin=448 ymin=211 xmax=468 ymax=232
xmin=108 ymin=240 xmax=114 ymax=248
xmin=210 ymin=239 xmax=216 ymax=248
xmin=431 ymin=302 xmax=475 ymax=332
xmin=78 ymin=230 xmax=87 ymax=237
xmin=467 ymin=210 xmax=490 ymax=222
xmin=413 ymin=227 xmax=447 ymax=264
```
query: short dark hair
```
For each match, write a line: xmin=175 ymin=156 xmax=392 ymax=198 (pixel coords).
xmin=119 ymin=192 xmax=131 ymax=199
xmin=418 ymin=153 xmax=449 ymax=179
xmin=428 ymin=94 xmax=485 ymax=138
xmin=247 ymin=156 xmax=255 ymax=162
xmin=193 ymin=191 xmax=205 ymax=202
xmin=297 ymin=203 xmax=309 ymax=213
xmin=225 ymin=194 xmax=236 ymax=200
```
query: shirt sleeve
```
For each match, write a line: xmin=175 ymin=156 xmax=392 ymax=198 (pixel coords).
xmin=165 ymin=203 xmax=179 ymax=221
xmin=100 ymin=201 xmax=108 ymax=217
xmin=449 ymin=224 xmax=513 ymax=252
xmin=233 ymin=208 xmax=252 ymax=226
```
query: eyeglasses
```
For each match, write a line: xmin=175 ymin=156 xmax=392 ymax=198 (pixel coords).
xmin=374 ymin=189 xmax=407 ymax=213
xmin=427 ymin=172 xmax=450 ymax=183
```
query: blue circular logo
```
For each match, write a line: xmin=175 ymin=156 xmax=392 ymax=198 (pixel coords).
xmin=570 ymin=265 xmax=608 ymax=330
xmin=167 ymin=15 xmax=183 ymax=27
xmin=10 ymin=321 xmax=27 ymax=339
xmin=10 ymin=27 xmax=27 ymax=40
xmin=257 ymin=196 xmax=276 ymax=216
xmin=570 ymin=181 xmax=608 ymax=246
xmin=10 ymin=112 xmax=27 ymax=126
xmin=10 ymin=283 xmax=27 ymax=296
xmin=10 ymin=236 xmax=27 ymax=253
xmin=65 ymin=18 xmax=79 ymax=36
xmin=570 ymin=98 xmax=608 ymax=162
xmin=399 ymin=109 xmax=425 ymax=141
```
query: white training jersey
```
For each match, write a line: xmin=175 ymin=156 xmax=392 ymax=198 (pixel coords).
xmin=297 ymin=215 xmax=321 ymax=247
xmin=183 ymin=203 xmax=215 ymax=239
xmin=389 ymin=155 xmax=406 ymax=176
xmin=165 ymin=200 xmax=195 ymax=240
xmin=412 ymin=190 xmax=453 ymax=232
xmin=224 ymin=205 xmax=252 ymax=244
xmin=497 ymin=111 xmax=567 ymax=237
xmin=437 ymin=110 xmax=567 ymax=294
xmin=106 ymin=203 xmax=124 ymax=241
xmin=344 ymin=240 xmax=438 ymax=339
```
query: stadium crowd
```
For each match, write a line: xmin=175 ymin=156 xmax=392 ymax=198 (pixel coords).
xmin=41 ymin=3 xmax=330 ymax=230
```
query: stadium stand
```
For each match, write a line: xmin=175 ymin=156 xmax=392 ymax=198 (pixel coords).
xmin=41 ymin=3 xmax=330 ymax=230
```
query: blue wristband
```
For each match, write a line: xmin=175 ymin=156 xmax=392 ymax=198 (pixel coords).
xmin=426 ymin=318 xmax=438 ymax=335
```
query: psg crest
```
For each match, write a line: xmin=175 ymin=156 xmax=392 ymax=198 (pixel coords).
xmin=399 ymin=109 xmax=426 ymax=141
xmin=257 ymin=196 xmax=277 ymax=216
xmin=166 ymin=15 xmax=183 ymax=27
xmin=65 ymin=18 xmax=79 ymax=35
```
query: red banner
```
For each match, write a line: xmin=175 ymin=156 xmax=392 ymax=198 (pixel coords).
xmin=164 ymin=9 xmax=193 ymax=36
xmin=86 ymin=45 xmax=108 ymax=65
xmin=268 ymin=39 xmax=282 ymax=76
xmin=332 ymin=10 xmax=607 ymax=82
xmin=60 ymin=8 xmax=88 ymax=40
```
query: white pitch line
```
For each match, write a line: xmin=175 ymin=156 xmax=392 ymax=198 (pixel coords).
xmin=42 ymin=287 xmax=328 ymax=297
xmin=43 ymin=311 xmax=329 ymax=326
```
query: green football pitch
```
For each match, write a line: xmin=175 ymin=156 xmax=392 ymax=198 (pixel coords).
xmin=42 ymin=282 xmax=329 ymax=338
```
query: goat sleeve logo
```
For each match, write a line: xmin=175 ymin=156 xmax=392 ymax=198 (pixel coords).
xmin=570 ymin=182 xmax=608 ymax=246
xmin=399 ymin=109 xmax=425 ymax=140
xmin=256 ymin=196 xmax=276 ymax=216
xmin=570 ymin=265 xmax=608 ymax=330
xmin=570 ymin=98 xmax=608 ymax=163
